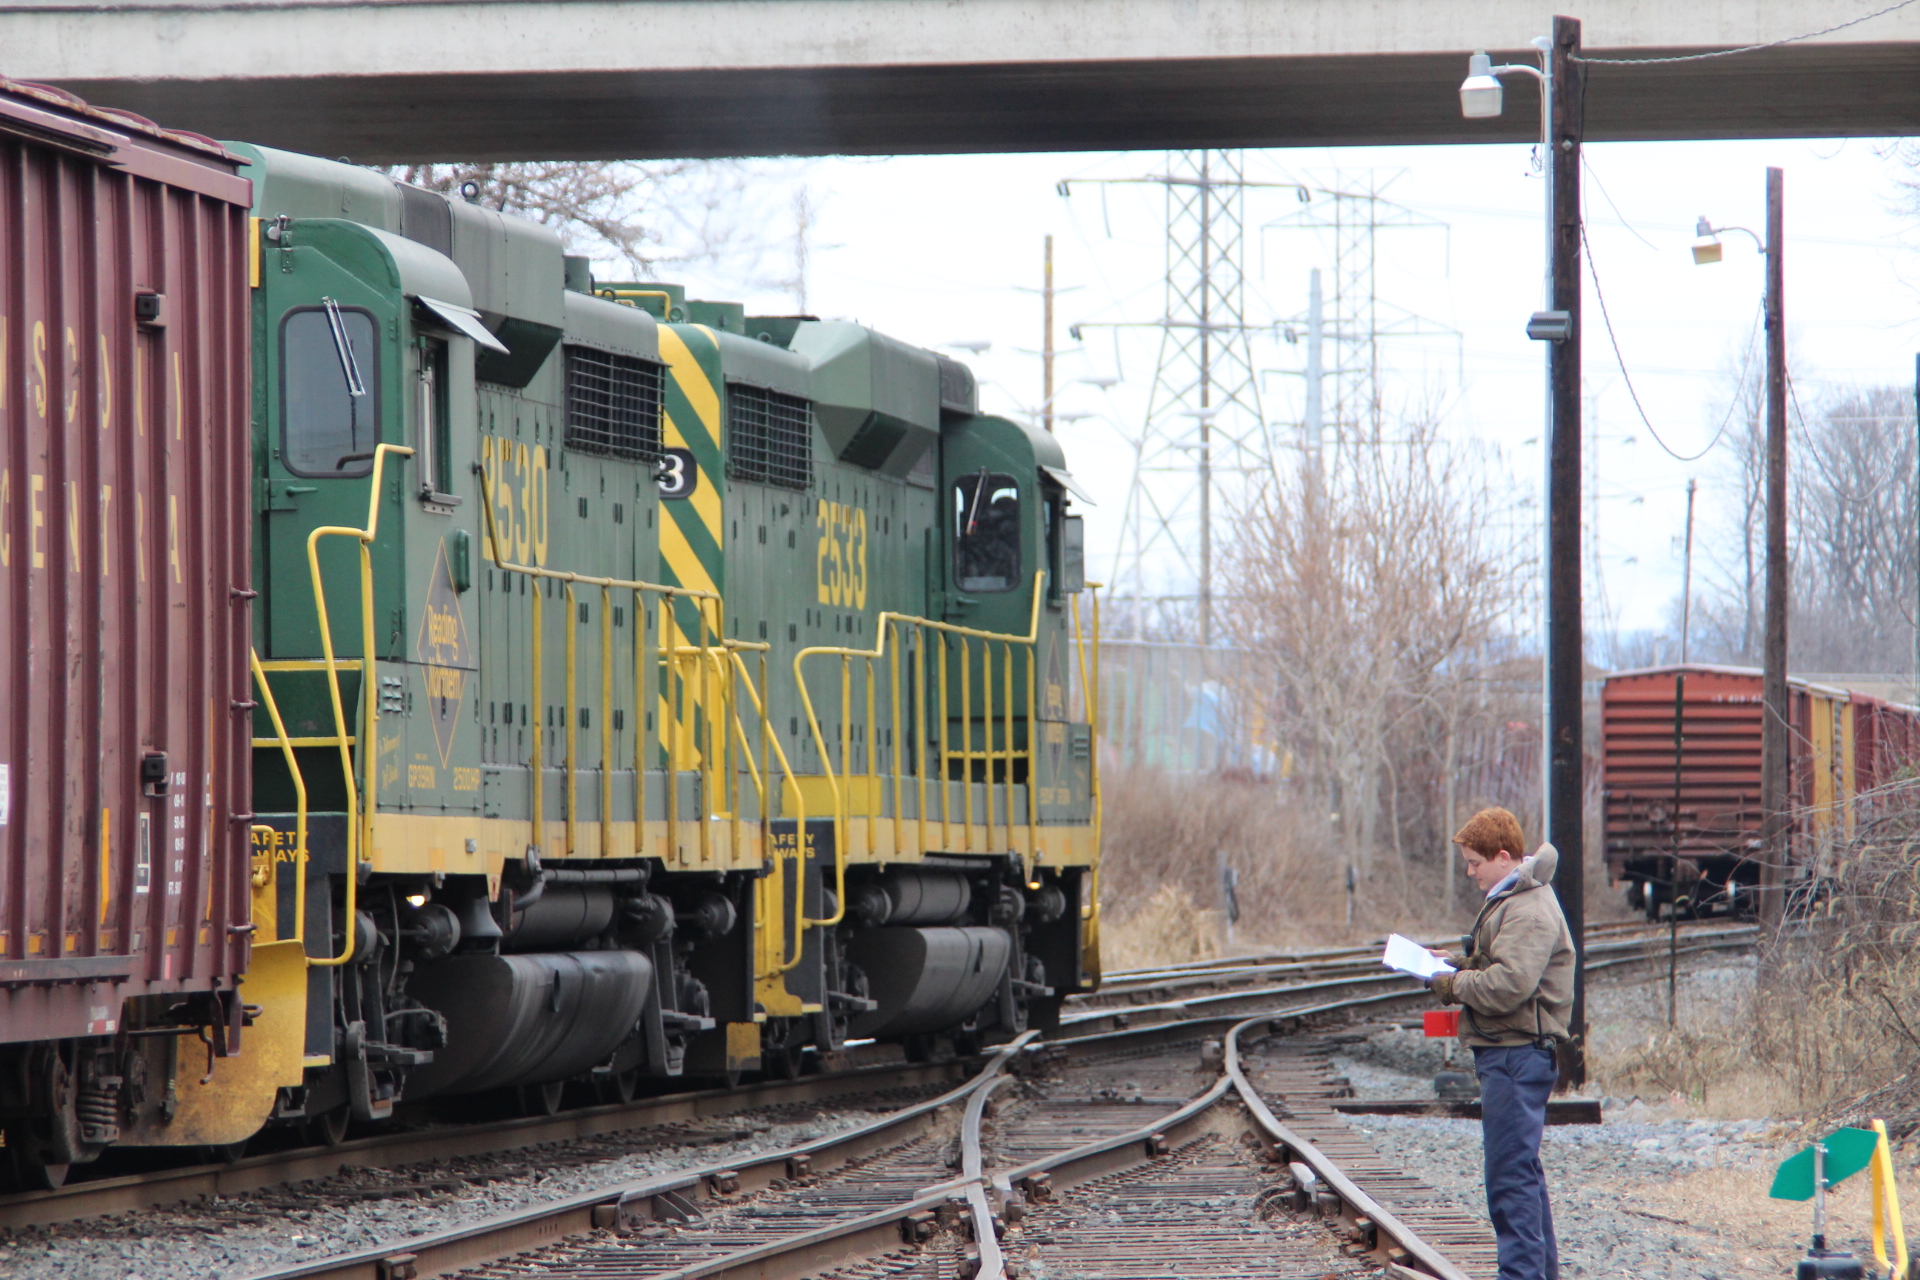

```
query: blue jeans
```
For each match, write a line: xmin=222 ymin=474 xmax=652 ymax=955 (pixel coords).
xmin=1474 ymin=1044 xmax=1559 ymax=1280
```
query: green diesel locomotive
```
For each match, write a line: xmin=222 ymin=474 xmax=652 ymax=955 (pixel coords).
xmin=235 ymin=144 xmax=1104 ymax=1141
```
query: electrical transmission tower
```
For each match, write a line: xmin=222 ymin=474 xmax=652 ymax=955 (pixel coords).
xmin=1071 ymin=150 xmax=1273 ymax=645
xmin=1270 ymin=172 xmax=1456 ymax=470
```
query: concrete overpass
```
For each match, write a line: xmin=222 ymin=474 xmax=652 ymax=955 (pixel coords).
xmin=6 ymin=1 xmax=1920 ymax=161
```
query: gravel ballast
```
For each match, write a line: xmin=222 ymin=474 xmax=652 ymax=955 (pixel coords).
xmin=0 ymin=1108 xmax=879 ymax=1280
xmin=1327 ymin=956 xmax=1920 ymax=1280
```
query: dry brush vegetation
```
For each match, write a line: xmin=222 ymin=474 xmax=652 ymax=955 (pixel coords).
xmin=1098 ymin=421 xmax=1561 ymax=964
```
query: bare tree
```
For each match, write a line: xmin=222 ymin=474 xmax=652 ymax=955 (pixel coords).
xmin=1692 ymin=369 xmax=1916 ymax=676
xmin=1220 ymin=421 xmax=1527 ymax=904
xmin=1789 ymin=384 xmax=1918 ymax=673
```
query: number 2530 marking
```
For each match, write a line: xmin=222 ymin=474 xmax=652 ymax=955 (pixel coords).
xmin=816 ymin=501 xmax=867 ymax=610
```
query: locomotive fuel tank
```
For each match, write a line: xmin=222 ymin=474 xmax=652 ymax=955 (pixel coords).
xmin=400 ymin=950 xmax=655 ymax=1096
xmin=845 ymin=926 xmax=1012 ymax=1039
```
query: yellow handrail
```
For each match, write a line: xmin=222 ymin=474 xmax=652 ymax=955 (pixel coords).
xmin=722 ymin=646 xmax=812 ymax=973
xmin=793 ymin=573 xmax=1051 ymax=928
xmin=307 ymin=441 xmax=412 ymax=967
xmin=250 ymin=647 xmax=308 ymax=946
xmin=475 ymin=449 xmax=735 ymax=866
xmin=1073 ymin=584 xmax=1104 ymax=980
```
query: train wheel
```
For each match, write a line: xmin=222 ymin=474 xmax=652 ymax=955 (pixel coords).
xmin=601 ymin=1069 xmax=640 ymax=1106
xmin=520 ymin=1080 xmax=565 ymax=1118
xmin=310 ymin=1106 xmax=351 ymax=1148
xmin=766 ymin=1039 xmax=805 ymax=1081
xmin=205 ymin=1139 xmax=249 ymax=1165
xmin=2 ymin=1126 xmax=68 ymax=1191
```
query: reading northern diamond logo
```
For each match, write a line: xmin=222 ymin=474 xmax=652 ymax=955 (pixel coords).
xmin=415 ymin=539 xmax=474 ymax=768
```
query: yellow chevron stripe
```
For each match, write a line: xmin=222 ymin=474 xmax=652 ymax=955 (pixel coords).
xmin=657 ymin=328 xmax=724 ymax=545
xmin=658 ymin=327 xmax=721 ymax=439
xmin=663 ymin=415 xmax=724 ymax=546
xmin=660 ymin=513 xmax=716 ymax=598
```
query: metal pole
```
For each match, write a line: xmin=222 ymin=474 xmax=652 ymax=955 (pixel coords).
xmin=1198 ymin=155 xmax=1213 ymax=647
xmin=1758 ymin=167 xmax=1789 ymax=928
xmin=1680 ymin=478 xmax=1697 ymax=664
xmin=1669 ymin=671 xmax=1684 ymax=1029
xmin=1547 ymin=13 xmax=1588 ymax=1087
xmin=1043 ymin=234 xmax=1055 ymax=434
xmin=1306 ymin=268 xmax=1324 ymax=474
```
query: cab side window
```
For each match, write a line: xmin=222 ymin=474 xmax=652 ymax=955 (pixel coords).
xmin=282 ymin=305 xmax=379 ymax=477
xmin=954 ymin=471 xmax=1020 ymax=592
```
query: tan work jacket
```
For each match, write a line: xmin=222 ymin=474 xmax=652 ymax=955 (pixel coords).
xmin=1433 ymin=844 xmax=1576 ymax=1049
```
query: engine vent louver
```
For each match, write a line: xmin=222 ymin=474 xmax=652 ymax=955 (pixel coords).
xmin=726 ymin=383 xmax=813 ymax=490
xmin=564 ymin=344 xmax=663 ymax=462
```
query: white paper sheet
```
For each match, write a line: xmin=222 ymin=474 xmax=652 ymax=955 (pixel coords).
xmin=1382 ymin=933 xmax=1456 ymax=980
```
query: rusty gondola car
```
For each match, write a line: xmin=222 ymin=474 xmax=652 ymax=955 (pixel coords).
xmin=0 ymin=79 xmax=268 ymax=1186
xmin=1602 ymin=664 xmax=1920 ymax=918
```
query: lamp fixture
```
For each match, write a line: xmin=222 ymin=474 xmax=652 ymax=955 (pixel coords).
xmin=1459 ymin=51 xmax=1505 ymax=118
xmin=1691 ymin=216 xmax=1762 ymax=266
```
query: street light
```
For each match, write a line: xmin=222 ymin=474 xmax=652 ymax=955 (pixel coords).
xmin=1457 ymin=38 xmax=1554 ymax=332
xmin=1690 ymin=215 xmax=1761 ymax=266
xmin=1458 ymin=52 xmax=1506 ymax=118
xmin=946 ymin=340 xmax=992 ymax=355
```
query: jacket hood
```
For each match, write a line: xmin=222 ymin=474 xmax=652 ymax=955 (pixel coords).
xmin=1512 ymin=842 xmax=1559 ymax=891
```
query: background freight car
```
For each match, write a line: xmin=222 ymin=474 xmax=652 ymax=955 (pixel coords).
xmin=1601 ymin=663 xmax=1920 ymax=919
xmin=0 ymin=77 xmax=263 ymax=1189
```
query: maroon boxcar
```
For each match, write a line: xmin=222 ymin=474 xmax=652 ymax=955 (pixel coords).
xmin=0 ymin=78 xmax=253 ymax=1181
xmin=1602 ymin=664 xmax=1920 ymax=918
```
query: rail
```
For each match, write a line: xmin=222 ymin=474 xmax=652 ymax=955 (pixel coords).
xmin=301 ymin=441 xmax=412 ymax=965
xmin=223 ymin=985 xmax=1472 ymax=1280
xmin=794 ymin=571 xmax=1101 ymax=924
xmin=253 ymin=441 xmax=798 ymax=976
xmin=472 ymin=460 xmax=799 ymax=878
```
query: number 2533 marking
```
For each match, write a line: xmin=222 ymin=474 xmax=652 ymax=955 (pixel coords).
xmin=816 ymin=501 xmax=867 ymax=609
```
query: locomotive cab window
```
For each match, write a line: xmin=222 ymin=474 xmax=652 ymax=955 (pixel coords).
xmin=281 ymin=304 xmax=379 ymax=477
xmin=954 ymin=471 xmax=1020 ymax=592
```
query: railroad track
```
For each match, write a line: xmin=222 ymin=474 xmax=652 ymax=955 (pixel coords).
xmin=1085 ymin=918 xmax=1755 ymax=1003
xmin=0 ymin=919 xmax=1753 ymax=1239
xmin=1063 ymin=922 xmax=1758 ymax=1034
xmin=240 ymin=991 xmax=1480 ymax=1280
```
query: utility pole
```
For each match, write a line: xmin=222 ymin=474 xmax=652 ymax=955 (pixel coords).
xmin=1305 ymin=268 xmax=1325 ymax=472
xmin=1680 ymin=478 xmax=1697 ymax=664
xmin=1546 ymin=13 xmax=1588 ymax=1088
xmin=1042 ymin=234 xmax=1055 ymax=434
xmin=1758 ymin=167 xmax=1789 ymax=928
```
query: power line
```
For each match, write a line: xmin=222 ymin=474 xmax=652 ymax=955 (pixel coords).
xmin=1582 ymin=220 xmax=1762 ymax=462
xmin=1570 ymin=0 xmax=1920 ymax=66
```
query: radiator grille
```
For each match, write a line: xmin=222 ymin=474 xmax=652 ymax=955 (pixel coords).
xmin=564 ymin=345 xmax=663 ymax=461
xmin=726 ymin=383 xmax=813 ymax=490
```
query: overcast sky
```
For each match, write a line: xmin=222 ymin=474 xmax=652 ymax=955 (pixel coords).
xmin=651 ymin=134 xmax=1920 ymax=650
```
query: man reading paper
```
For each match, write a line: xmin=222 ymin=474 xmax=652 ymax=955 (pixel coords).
xmin=1428 ymin=807 xmax=1575 ymax=1280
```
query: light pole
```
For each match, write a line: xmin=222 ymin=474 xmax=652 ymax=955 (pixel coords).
xmin=1693 ymin=173 xmax=1788 ymax=926
xmin=1459 ymin=15 xmax=1588 ymax=1086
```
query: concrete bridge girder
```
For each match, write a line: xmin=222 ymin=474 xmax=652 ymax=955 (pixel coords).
xmin=6 ymin=1 xmax=1920 ymax=159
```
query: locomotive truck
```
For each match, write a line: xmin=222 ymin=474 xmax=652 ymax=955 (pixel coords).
xmin=0 ymin=77 xmax=1103 ymax=1189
